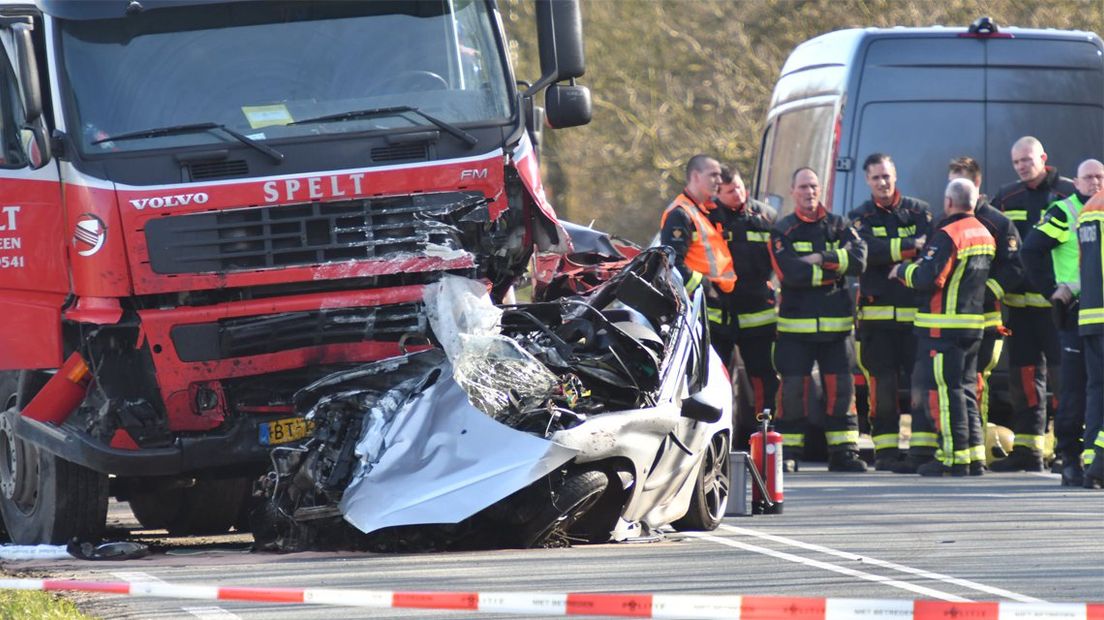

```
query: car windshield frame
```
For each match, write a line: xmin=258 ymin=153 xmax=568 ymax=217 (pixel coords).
xmin=55 ymin=0 xmax=515 ymax=157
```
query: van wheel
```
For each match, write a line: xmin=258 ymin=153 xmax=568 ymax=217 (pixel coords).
xmin=0 ymin=407 xmax=108 ymax=544
xmin=128 ymin=478 xmax=251 ymax=535
xmin=672 ymin=432 xmax=729 ymax=531
xmin=520 ymin=470 xmax=608 ymax=548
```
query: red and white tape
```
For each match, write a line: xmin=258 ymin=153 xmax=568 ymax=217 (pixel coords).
xmin=2 ymin=578 xmax=1101 ymax=619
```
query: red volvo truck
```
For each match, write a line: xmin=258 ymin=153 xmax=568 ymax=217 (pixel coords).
xmin=0 ymin=0 xmax=591 ymax=543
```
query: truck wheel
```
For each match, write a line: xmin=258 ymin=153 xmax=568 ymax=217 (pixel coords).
xmin=520 ymin=470 xmax=608 ymax=548
xmin=672 ymin=432 xmax=729 ymax=531
xmin=0 ymin=408 xmax=108 ymax=544
xmin=128 ymin=478 xmax=251 ymax=535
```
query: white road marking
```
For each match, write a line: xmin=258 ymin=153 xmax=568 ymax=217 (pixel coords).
xmin=717 ymin=525 xmax=1044 ymax=603
xmin=181 ymin=607 xmax=243 ymax=619
xmin=111 ymin=571 xmax=163 ymax=583
xmin=687 ymin=531 xmax=970 ymax=601
xmin=113 ymin=571 xmax=241 ymax=619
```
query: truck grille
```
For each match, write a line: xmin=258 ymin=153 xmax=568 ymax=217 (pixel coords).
xmin=144 ymin=192 xmax=484 ymax=275
xmin=170 ymin=303 xmax=427 ymax=362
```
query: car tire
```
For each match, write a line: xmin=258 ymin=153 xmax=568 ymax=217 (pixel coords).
xmin=519 ymin=470 xmax=608 ymax=548
xmin=672 ymin=431 xmax=730 ymax=531
xmin=0 ymin=398 xmax=108 ymax=544
xmin=128 ymin=477 xmax=251 ymax=535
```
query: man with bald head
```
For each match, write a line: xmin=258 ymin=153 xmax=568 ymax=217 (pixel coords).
xmin=989 ymin=137 xmax=1076 ymax=472
xmin=890 ymin=178 xmax=995 ymax=476
xmin=1021 ymin=158 xmax=1104 ymax=485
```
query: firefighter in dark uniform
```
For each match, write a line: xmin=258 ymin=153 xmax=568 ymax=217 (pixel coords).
xmin=710 ymin=166 xmax=779 ymax=437
xmin=892 ymin=178 xmax=995 ymax=477
xmin=769 ymin=168 xmax=868 ymax=472
xmin=659 ymin=154 xmax=737 ymax=332
xmin=989 ymin=136 xmax=1075 ymax=471
xmin=848 ymin=153 xmax=932 ymax=470
xmin=1077 ymin=189 xmax=1104 ymax=489
xmin=1021 ymin=159 xmax=1104 ymax=486
xmin=947 ymin=157 xmax=1024 ymax=472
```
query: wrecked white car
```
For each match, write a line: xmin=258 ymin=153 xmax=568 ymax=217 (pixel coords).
xmin=252 ymin=245 xmax=732 ymax=550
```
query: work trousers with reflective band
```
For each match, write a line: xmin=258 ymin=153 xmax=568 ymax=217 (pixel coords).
xmin=712 ymin=331 xmax=779 ymax=418
xmin=856 ymin=327 xmax=916 ymax=456
xmin=1054 ymin=328 xmax=1086 ymax=462
xmin=773 ymin=336 xmax=858 ymax=457
xmin=976 ymin=332 xmax=1005 ymax=428
xmin=911 ymin=336 xmax=984 ymax=466
xmin=1005 ymin=306 xmax=1060 ymax=453
xmin=1084 ymin=335 xmax=1104 ymax=466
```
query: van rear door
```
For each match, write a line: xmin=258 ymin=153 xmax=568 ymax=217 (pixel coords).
xmin=984 ymin=36 xmax=1104 ymax=191
xmin=847 ymin=38 xmax=985 ymax=215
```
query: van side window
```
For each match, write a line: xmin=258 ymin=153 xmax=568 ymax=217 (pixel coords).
xmin=759 ymin=105 xmax=834 ymax=216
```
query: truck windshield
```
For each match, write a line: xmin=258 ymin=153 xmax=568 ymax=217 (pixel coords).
xmin=58 ymin=0 xmax=513 ymax=155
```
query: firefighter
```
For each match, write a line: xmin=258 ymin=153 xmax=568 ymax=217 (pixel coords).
xmin=769 ymin=168 xmax=868 ymax=472
xmin=989 ymin=136 xmax=1075 ymax=471
xmin=1021 ymin=159 xmax=1104 ymax=486
xmin=848 ymin=153 xmax=932 ymax=470
xmin=659 ymin=155 xmax=737 ymax=345
xmin=891 ymin=178 xmax=995 ymax=477
xmin=710 ymin=166 xmax=779 ymax=433
xmin=947 ymin=157 xmax=1024 ymax=473
xmin=1077 ymin=189 xmax=1104 ymax=489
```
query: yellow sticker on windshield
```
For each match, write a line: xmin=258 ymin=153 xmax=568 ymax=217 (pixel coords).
xmin=242 ymin=104 xmax=293 ymax=129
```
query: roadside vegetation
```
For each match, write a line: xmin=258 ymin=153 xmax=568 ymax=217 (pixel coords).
xmin=0 ymin=588 xmax=91 ymax=620
xmin=503 ymin=0 xmax=1104 ymax=245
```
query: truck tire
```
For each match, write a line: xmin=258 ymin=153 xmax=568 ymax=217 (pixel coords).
xmin=519 ymin=470 xmax=608 ymax=548
xmin=128 ymin=477 xmax=251 ymax=536
xmin=0 ymin=406 xmax=108 ymax=544
xmin=672 ymin=431 xmax=730 ymax=531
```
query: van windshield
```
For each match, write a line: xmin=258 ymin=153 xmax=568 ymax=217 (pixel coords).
xmin=757 ymin=105 xmax=835 ymax=216
xmin=58 ymin=0 xmax=513 ymax=155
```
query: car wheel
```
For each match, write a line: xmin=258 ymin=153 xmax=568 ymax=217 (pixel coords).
xmin=0 ymin=403 xmax=108 ymax=544
xmin=128 ymin=477 xmax=251 ymax=535
xmin=519 ymin=470 xmax=608 ymax=548
xmin=672 ymin=431 xmax=729 ymax=531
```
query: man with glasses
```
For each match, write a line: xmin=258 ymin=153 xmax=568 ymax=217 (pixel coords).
xmin=1021 ymin=159 xmax=1104 ymax=485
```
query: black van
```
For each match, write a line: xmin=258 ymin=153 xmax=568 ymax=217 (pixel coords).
xmin=753 ymin=18 xmax=1103 ymax=216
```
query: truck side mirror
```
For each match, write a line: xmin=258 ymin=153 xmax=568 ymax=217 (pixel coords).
xmin=536 ymin=0 xmax=585 ymax=81
xmin=20 ymin=125 xmax=50 ymax=170
xmin=11 ymin=22 xmax=42 ymax=124
xmin=527 ymin=0 xmax=585 ymax=95
xmin=545 ymin=83 xmax=591 ymax=129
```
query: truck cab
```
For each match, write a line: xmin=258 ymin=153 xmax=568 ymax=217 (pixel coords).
xmin=0 ymin=0 xmax=590 ymax=543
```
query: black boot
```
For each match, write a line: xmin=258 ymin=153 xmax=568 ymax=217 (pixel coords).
xmin=828 ymin=450 xmax=868 ymax=472
xmin=1061 ymin=460 xmax=1084 ymax=487
xmin=988 ymin=446 xmax=1044 ymax=472
xmin=969 ymin=461 xmax=986 ymax=476
xmin=874 ymin=449 xmax=903 ymax=471
xmin=918 ymin=460 xmax=967 ymax=477
xmin=1083 ymin=451 xmax=1104 ymax=489
xmin=892 ymin=453 xmax=934 ymax=474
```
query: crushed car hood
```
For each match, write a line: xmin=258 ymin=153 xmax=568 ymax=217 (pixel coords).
xmin=340 ymin=364 xmax=576 ymax=534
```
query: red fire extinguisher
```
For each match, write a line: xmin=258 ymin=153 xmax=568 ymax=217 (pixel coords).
xmin=749 ymin=409 xmax=783 ymax=514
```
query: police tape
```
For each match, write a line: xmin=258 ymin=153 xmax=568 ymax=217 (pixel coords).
xmin=2 ymin=578 xmax=1101 ymax=619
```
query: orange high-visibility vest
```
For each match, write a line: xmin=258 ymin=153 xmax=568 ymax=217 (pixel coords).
xmin=661 ymin=192 xmax=737 ymax=293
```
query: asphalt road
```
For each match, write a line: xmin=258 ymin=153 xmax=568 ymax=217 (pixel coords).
xmin=20 ymin=465 xmax=1104 ymax=619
